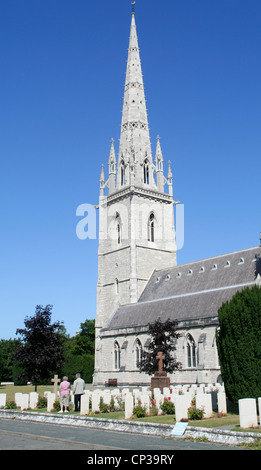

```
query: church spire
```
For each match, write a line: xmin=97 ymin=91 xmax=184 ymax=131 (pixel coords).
xmin=117 ymin=7 xmax=152 ymax=188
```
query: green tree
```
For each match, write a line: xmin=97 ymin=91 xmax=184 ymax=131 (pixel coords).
xmin=0 ymin=339 xmax=20 ymax=382
xmin=216 ymin=286 xmax=261 ymax=403
xmin=139 ymin=317 xmax=181 ymax=375
xmin=14 ymin=305 xmax=64 ymax=390
xmin=62 ymin=319 xmax=95 ymax=383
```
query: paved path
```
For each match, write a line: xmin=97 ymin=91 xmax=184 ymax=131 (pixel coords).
xmin=0 ymin=418 xmax=240 ymax=451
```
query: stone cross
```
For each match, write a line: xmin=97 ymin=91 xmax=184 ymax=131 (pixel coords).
xmin=156 ymin=351 xmax=165 ymax=374
xmin=51 ymin=374 xmax=60 ymax=398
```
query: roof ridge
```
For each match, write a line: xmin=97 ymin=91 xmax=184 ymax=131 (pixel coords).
xmin=153 ymin=245 xmax=260 ymax=274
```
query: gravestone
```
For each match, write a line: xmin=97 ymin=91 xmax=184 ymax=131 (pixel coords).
xmin=140 ymin=393 xmax=150 ymax=413
xmin=92 ymin=390 xmax=100 ymax=413
xmin=47 ymin=392 xmax=56 ymax=412
xmin=155 ymin=393 xmax=164 ymax=415
xmin=15 ymin=392 xmax=23 ymax=408
xmin=150 ymin=351 xmax=170 ymax=394
xmin=0 ymin=394 xmax=6 ymax=408
xmin=80 ymin=393 xmax=90 ymax=415
xmin=125 ymin=392 xmax=133 ymax=419
xmin=175 ymin=394 xmax=191 ymax=422
xmin=20 ymin=394 xmax=29 ymax=410
xmin=29 ymin=392 xmax=39 ymax=409
xmin=238 ymin=398 xmax=258 ymax=428
xmin=217 ymin=391 xmax=227 ymax=414
xmin=196 ymin=393 xmax=213 ymax=418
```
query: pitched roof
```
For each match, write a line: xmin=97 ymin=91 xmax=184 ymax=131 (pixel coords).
xmin=106 ymin=246 xmax=261 ymax=330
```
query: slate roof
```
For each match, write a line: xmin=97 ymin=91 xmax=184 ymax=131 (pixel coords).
xmin=106 ymin=246 xmax=261 ymax=330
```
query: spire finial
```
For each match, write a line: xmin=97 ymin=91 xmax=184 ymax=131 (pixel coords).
xmin=131 ymin=1 xmax=136 ymax=14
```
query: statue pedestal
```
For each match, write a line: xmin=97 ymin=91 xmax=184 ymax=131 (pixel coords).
xmin=151 ymin=372 xmax=170 ymax=394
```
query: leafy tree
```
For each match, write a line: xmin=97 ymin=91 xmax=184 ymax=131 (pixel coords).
xmin=70 ymin=319 xmax=95 ymax=356
xmin=139 ymin=317 xmax=182 ymax=375
xmin=0 ymin=339 xmax=20 ymax=382
xmin=216 ymin=286 xmax=261 ymax=403
xmin=62 ymin=319 xmax=95 ymax=383
xmin=14 ymin=305 xmax=64 ymax=390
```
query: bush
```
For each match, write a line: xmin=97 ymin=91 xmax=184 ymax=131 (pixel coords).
xmin=5 ymin=400 xmax=17 ymax=409
xmin=132 ymin=402 xmax=147 ymax=418
xmin=37 ymin=396 xmax=47 ymax=409
xmin=187 ymin=399 xmax=204 ymax=420
xmin=160 ymin=398 xmax=175 ymax=415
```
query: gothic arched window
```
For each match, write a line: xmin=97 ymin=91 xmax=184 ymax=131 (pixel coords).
xmin=148 ymin=213 xmax=155 ymax=242
xmin=186 ymin=334 xmax=196 ymax=368
xmin=114 ymin=341 xmax=121 ymax=370
xmin=135 ymin=339 xmax=142 ymax=369
xmin=143 ymin=159 xmax=149 ymax=184
xmin=115 ymin=213 xmax=121 ymax=244
xmin=120 ymin=160 xmax=125 ymax=186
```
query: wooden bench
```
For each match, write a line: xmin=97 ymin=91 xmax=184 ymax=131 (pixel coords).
xmin=105 ymin=378 xmax=118 ymax=387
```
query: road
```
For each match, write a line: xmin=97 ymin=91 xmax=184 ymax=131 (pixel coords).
xmin=0 ymin=417 xmax=241 ymax=453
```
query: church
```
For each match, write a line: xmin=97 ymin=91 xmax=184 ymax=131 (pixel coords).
xmin=92 ymin=8 xmax=261 ymax=387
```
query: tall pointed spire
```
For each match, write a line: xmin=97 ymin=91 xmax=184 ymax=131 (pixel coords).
xmin=117 ymin=8 xmax=152 ymax=188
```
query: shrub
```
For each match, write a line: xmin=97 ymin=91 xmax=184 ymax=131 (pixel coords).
xmin=160 ymin=398 xmax=175 ymax=415
xmin=37 ymin=396 xmax=47 ymax=409
xmin=132 ymin=402 xmax=147 ymax=418
xmin=5 ymin=400 xmax=17 ymax=410
xmin=53 ymin=399 xmax=61 ymax=412
xmin=99 ymin=397 xmax=109 ymax=413
xmin=187 ymin=398 xmax=205 ymax=420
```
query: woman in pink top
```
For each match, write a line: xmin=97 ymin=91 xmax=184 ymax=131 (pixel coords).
xmin=59 ymin=376 xmax=70 ymax=413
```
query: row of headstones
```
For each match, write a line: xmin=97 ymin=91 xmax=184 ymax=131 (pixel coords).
xmin=1 ymin=386 xmax=261 ymax=428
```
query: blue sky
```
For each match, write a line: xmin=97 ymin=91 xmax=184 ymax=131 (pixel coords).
xmin=0 ymin=0 xmax=260 ymax=340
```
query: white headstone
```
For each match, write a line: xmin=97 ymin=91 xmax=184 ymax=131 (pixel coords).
xmin=0 ymin=394 xmax=6 ymax=408
xmin=195 ymin=393 xmax=212 ymax=418
xmin=20 ymin=394 xmax=29 ymax=410
xmin=80 ymin=393 xmax=90 ymax=415
xmin=155 ymin=393 xmax=164 ymax=415
xmin=15 ymin=392 xmax=23 ymax=407
xmin=140 ymin=393 xmax=150 ymax=414
xmin=217 ymin=391 xmax=227 ymax=414
xmin=238 ymin=398 xmax=258 ymax=428
xmin=175 ymin=394 xmax=191 ymax=422
xmin=29 ymin=392 xmax=39 ymax=409
xmin=92 ymin=390 xmax=100 ymax=413
xmin=101 ymin=389 xmax=111 ymax=405
xmin=125 ymin=392 xmax=133 ymax=419
xmin=47 ymin=392 xmax=56 ymax=412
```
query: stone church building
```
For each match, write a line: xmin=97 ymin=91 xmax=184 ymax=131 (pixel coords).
xmin=92 ymin=10 xmax=261 ymax=386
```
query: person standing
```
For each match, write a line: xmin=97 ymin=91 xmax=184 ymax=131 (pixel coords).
xmin=59 ymin=376 xmax=70 ymax=413
xmin=72 ymin=373 xmax=85 ymax=412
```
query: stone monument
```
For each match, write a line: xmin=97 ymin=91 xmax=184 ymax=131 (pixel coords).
xmin=150 ymin=351 xmax=170 ymax=393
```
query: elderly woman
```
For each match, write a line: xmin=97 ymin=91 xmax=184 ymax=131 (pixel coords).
xmin=59 ymin=376 xmax=70 ymax=413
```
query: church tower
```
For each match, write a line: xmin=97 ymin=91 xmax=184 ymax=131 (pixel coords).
xmin=95 ymin=9 xmax=178 ymax=337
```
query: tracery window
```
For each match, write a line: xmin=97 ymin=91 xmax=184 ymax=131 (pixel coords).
xmin=186 ymin=334 xmax=197 ymax=368
xmin=135 ymin=339 xmax=142 ymax=368
xmin=115 ymin=213 xmax=121 ymax=244
xmin=114 ymin=341 xmax=121 ymax=370
xmin=143 ymin=159 xmax=149 ymax=184
xmin=120 ymin=161 xmax=125 ymax=186
xmin=148 ymin=213 xmax=155 ymax=242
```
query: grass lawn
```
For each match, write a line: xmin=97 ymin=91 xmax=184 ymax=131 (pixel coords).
xmin=0 ymin=384 xmax=53 ymax=401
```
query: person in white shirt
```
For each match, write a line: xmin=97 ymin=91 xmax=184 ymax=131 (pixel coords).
xmin=72 ymin=373 xmax=85 ymax=412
